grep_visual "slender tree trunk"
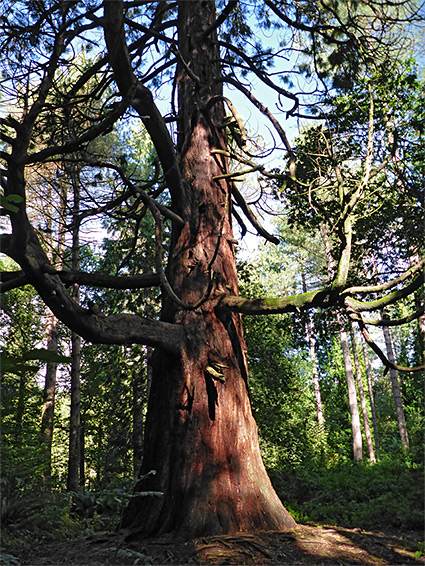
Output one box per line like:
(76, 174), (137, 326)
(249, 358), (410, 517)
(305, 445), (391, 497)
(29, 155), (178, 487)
(418, 304), (425, 365)
(96, 423), (103, 487)
(338, 314), (363, 461)
(382, 322), (409, 449)
(122, 0), (296, 538)
(41, 180), (66, 479)
(301, 271), (324, 425)
(67, 335), (81, 492)
(41, 308), (58, 477)
(349, 322), (376, 462)
(308, 315), (325, 426)
(16, 373), (27, 445)
(80, 411), (85, 489)
(67, 162), (82, 491)
(359, 329), (380, 456)
(132, 354), (145, 477)
(320, 224), (362, 460)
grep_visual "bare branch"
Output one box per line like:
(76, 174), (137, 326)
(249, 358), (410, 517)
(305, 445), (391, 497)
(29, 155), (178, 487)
(221, 77), (295, 167)
(220, 41), (299, 115)
(349, 306), (425, 327)
(343, 258), (425, 295)
(25, 98), (130, 164)
(231, 184), (279, 244)
(356, 316), (424, 373)
(203, 0), (237, 37)
(103, 0), (186, 209)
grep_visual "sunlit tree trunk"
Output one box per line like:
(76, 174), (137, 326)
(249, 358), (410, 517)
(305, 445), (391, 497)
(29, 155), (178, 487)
(382, 321), (409, 449)
(121, 0), (296, 537)
(338, 314), (363, 461)
(349, 322), (375, 462)
(320, 224), (362, 461)
(307, 314), (325, 426)
(41, 308), (58, 478)
(41, 179), (66, 480)
(359, 330), (380, 457)
(301, 271), (324, 425)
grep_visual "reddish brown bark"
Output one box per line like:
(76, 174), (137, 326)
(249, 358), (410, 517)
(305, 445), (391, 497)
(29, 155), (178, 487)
(122, 0), (295, 538)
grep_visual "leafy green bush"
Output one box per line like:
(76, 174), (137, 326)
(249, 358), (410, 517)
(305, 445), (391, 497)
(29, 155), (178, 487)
(272, 457), (424, 531)
(1, 492), (79, 549)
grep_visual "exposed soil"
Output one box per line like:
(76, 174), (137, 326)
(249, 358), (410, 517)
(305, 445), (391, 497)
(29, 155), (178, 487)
(6, 524), (424, 565)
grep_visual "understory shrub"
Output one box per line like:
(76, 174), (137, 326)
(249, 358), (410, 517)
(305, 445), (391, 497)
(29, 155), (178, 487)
(271, 457), (424, 531)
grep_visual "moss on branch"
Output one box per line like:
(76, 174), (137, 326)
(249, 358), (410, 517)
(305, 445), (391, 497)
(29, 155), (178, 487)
(216, 287), (338, 315)
(344, 275), (423, 313)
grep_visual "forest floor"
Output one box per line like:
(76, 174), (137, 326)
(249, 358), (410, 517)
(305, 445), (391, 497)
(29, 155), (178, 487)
(7, 524), (425, 566)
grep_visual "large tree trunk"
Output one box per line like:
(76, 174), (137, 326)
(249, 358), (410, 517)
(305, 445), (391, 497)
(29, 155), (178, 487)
(122, 0), (295, 538)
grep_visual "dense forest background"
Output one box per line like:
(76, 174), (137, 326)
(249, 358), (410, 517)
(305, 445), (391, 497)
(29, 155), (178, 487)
(1, 0), (424, 561)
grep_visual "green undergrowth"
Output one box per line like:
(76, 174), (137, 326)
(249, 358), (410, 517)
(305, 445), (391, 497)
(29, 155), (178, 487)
(0, 485), (128, 560)
(271, 456), (424, 531)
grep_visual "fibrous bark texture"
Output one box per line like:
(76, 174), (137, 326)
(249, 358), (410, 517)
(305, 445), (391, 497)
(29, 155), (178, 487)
(122, 0), (295, 538)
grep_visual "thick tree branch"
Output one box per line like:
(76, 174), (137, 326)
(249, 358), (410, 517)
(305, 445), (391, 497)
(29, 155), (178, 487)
(216, 287), (338, 315)
(4, 210), (183, 352)
(0, 268), (161, 291)
(0, 273), (29, 292)
(52, 270), (160, 289)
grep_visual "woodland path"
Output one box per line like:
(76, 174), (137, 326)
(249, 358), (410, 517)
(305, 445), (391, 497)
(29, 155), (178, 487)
(9, 524), (425, 565)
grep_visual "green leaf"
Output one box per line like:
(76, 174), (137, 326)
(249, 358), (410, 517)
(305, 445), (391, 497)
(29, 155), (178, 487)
(0, 194), (24, 213)
(0, 349), (71, 376)
(22, 348), (71, 364)
(0, 352), (38, 375)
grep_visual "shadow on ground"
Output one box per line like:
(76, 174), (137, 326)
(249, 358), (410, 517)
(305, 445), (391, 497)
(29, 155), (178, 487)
(9, 524), (425, 565)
